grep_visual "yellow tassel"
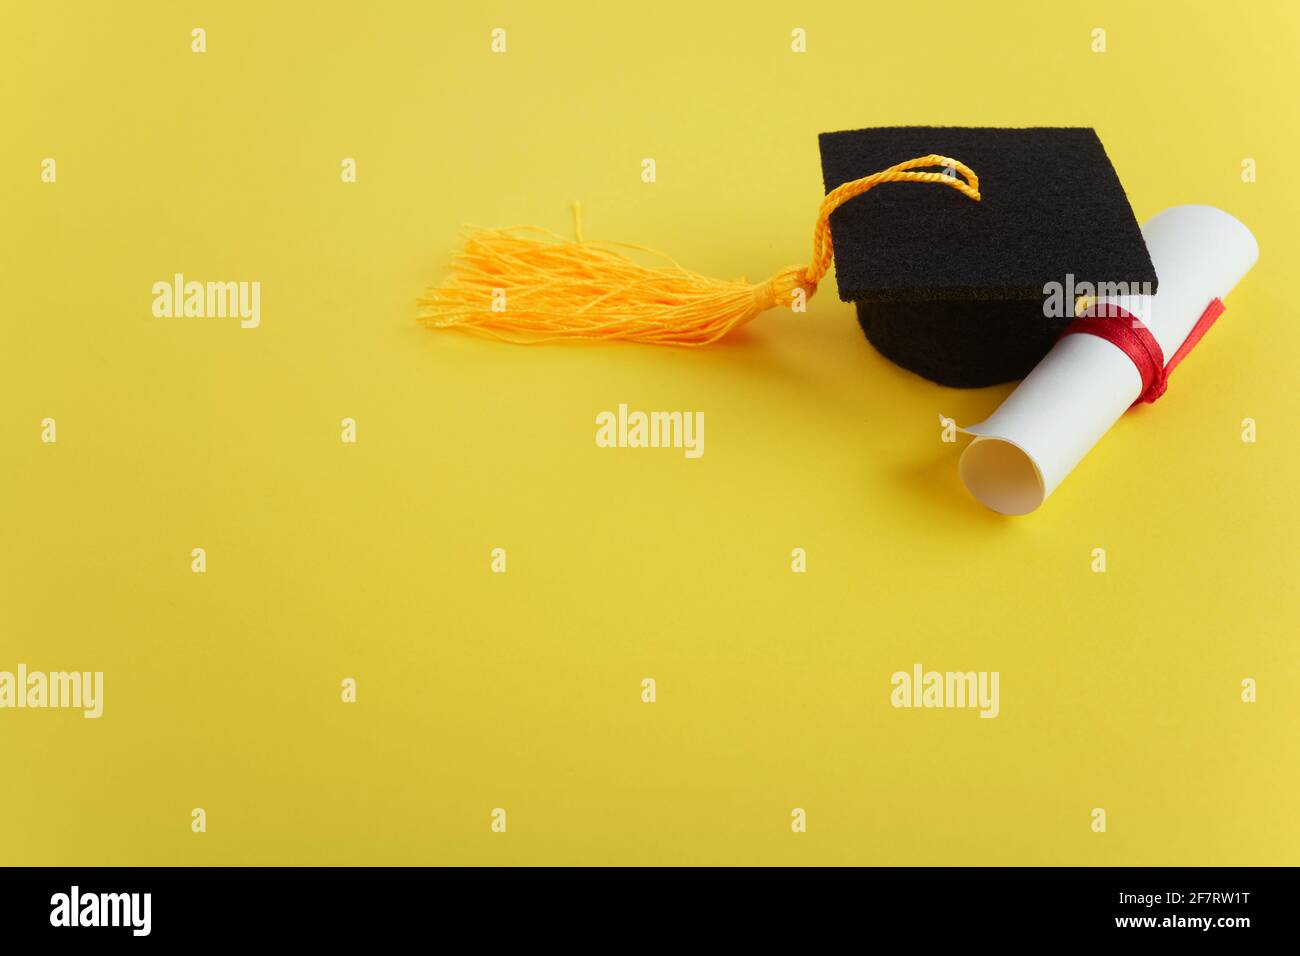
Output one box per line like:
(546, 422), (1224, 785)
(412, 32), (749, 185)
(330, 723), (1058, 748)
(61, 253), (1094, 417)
(419, 155), (980, 347)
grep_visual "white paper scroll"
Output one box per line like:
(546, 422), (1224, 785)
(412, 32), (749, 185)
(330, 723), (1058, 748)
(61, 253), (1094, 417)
(957, 204), (1259, 515)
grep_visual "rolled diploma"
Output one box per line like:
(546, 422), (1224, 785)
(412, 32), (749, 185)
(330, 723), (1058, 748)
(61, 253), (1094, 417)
(958, 204), (1259, 515)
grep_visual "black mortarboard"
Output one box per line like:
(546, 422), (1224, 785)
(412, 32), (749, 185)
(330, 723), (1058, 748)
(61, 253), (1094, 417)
(818, 127), (1157, 387)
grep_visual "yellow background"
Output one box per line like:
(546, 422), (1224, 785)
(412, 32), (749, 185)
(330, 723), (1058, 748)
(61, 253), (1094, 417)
(2, 0), (1296, 866)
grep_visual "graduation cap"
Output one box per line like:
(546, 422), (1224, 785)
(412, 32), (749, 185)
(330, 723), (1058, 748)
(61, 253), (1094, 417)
(419, 126), (1156, 390)
(819, 127), (1156, 386)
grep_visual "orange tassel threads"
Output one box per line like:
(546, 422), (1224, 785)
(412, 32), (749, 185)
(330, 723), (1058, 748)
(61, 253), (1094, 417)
(419, 155), (980, 346)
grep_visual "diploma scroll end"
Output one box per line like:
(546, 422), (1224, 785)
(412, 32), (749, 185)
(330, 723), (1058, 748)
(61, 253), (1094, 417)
(958, 435), (1046, 516)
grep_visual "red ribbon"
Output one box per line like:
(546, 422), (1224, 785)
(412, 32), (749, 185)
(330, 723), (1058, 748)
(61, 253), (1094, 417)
(1060, 298), (1226, 406)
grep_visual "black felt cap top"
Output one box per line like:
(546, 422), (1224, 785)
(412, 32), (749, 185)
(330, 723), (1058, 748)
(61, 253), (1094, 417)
(817, 127), (1157, 303)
